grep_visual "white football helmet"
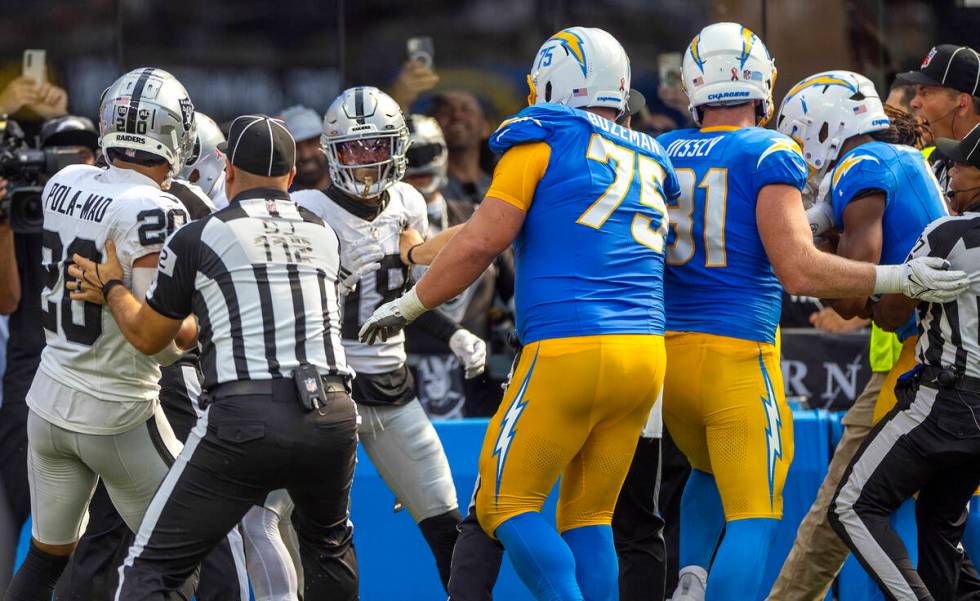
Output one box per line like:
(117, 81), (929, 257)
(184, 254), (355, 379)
(321, 86), (409, 199)
(179, 112), (226, 197)
(776, 71), (890, 173)
(405, 114), (448, 198)
(682, 23), (776, 126)
(528, 27), (630, 115)
(99, 67), (196, 180)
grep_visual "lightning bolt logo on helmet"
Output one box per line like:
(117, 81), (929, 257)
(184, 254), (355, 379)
(689, 34), (706, 73)
(784, 74), (858, 102)
(739, 27), (757, 69)
(547, 29), (589, 76)
(491, 349), (539, 502)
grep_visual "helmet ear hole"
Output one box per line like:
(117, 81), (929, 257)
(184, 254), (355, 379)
(545, 82), (552, 102)
(818, 122), (829, 143)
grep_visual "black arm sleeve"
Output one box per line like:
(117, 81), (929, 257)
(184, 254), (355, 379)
(145, 222), (202, 319)
(414, 310), (462, 344)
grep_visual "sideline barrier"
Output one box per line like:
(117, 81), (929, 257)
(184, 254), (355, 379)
(14, 411), (907, 599)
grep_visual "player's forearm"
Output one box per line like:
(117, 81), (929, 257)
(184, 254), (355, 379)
(174, 316), (198, 350)
(828, 296), (874, 320)
(415, 233), (498, 309)
(406, 224), (463, 266)
(0, 226), (21, 314)
(873, 294), (919, 332)
(780, 246), (878, 299)
(106, 287), (170, 355)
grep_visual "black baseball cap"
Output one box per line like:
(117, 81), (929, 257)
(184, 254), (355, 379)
(40, 115), (98, 152)
(626, 89), (647, 116)
(897, 44), (980, 96)
(218, 114), (296, 177)
(936, 124), (980, 169)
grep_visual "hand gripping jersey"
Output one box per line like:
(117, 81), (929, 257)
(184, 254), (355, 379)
(293, 183), (428, 374)
(657, 127), (809, 343)
(38, 164), (188, 401)
(830, 141), (948, 341)
(487, 104), (679, 344)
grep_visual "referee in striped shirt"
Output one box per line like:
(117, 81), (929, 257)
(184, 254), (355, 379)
(68, 114), (360, 601)
(829, 124), (980, 600)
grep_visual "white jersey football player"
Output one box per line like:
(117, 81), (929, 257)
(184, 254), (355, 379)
(2, 68), (197, 600)
(176, 111), (228, 212)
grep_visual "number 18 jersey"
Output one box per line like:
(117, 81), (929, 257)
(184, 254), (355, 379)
(656, 127), (808, 344)
(37, 164), (188, 403)
(293, 183), (428, 375)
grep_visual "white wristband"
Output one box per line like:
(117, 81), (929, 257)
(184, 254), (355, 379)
(397, 287), (429, 321)
(873, 264), (902, 295)
(806, 204), (835, 236)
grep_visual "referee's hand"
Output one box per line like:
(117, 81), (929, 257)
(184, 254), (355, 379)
(67, 239), (123, 305)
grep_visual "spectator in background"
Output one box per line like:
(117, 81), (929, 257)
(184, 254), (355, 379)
(279, 105), (330, 191)
(430, 91), (491, 205)
(0, 75), (67, 119)
(886, 80), (917, 113)
(38, 115), (98, 164)
(402, 114), (514, 419)
(390, 59), (440, 111)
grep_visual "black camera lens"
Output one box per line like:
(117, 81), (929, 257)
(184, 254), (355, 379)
(8, 187), (44, 234)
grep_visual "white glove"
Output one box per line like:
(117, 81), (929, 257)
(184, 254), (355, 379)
(806, 173), (835, 236)
(340, 240), (384, 294)
(874, 257), (971, 303)
(449, 329), (487, 379)
(358, 287), (428, 344)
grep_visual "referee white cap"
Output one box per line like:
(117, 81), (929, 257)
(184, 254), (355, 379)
(279, 105), (323, 143)
(218, 114), (296, 177)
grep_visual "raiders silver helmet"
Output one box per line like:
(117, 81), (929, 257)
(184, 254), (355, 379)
(321, 86), (409, 199)
(99, 67), (196, 180)
(179, 111), (226, 197)
(405, 114), (448, 198)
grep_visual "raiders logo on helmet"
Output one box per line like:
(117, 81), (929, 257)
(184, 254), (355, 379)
(178, 97), (194, 131)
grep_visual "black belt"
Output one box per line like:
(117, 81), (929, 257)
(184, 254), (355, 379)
(920, 365), (980, 394)
(206, 374), (351, 402)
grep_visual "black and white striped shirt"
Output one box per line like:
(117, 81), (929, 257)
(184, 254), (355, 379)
(146, 188), (348, 389)
(910, 210), (980, 378)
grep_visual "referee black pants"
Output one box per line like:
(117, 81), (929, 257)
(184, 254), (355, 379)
(115, 380), (359, 601)
(829, 375), (980, 601)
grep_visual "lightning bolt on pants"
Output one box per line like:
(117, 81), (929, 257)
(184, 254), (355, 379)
(474, 334), (666, 537)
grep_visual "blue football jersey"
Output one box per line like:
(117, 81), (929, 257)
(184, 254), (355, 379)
(488, 104), (680, 344)
(657, 127), (809, 344)
(830, 141), (948, 340)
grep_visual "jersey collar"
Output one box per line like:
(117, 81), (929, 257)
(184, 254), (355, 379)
(230, 187), (290, 203)
(104, 164), (162, 189)
(699, 125), (742, 132)
(326, 185), (389, 222)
